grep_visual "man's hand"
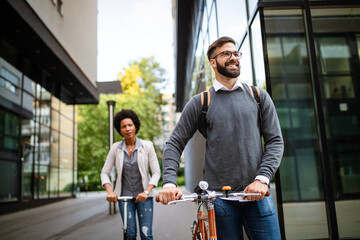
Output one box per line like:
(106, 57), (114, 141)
(157, 187), (183, 205)
(244, 180), (270, 201)
(106, 192), (118, 202)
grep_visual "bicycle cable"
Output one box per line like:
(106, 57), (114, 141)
(196, 200), (227, 221)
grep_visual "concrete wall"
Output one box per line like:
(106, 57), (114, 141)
(184, 131), (206, 192)
(26, 0), (97, 86)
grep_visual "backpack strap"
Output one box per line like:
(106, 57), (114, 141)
(248, 85), (262, 134)
(248, 85), (260, 104)
(200, 89), (211, 138)
(201, 89), (210, 111)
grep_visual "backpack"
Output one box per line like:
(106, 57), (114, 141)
(200, 84), (261, 138)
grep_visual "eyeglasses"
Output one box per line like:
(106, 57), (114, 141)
(212, 51), (242, 59)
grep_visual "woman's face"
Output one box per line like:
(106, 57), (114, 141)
(120, 118), (136, 139)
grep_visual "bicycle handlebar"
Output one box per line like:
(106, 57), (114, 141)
(156, 190), (267, 205)
(117, 196), (135, 201)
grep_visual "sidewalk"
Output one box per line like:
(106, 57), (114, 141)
(0, 189), (197, 240)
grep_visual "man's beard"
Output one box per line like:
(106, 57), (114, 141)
(216, 59), (240, 78)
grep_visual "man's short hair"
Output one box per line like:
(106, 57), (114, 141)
(207, 36), (236, 61)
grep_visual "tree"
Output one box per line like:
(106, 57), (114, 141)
(77, 57), (166, 191)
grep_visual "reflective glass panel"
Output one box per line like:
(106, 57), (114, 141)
(59, 168), (73, 197)
(60, 115), (74, 137)
(264, 8), (328, 239)
(22, 92), (34, 119)
(208, 7), (218, 45)
(192, 34), (205, 94)
(59, 134), (73, 197)
(248, 0), (257, 18)
(21, 118), (35, 199)
(38, 164), (49, 199)
(312, 7), (360, 238)
(239, 36), (253, 85)
(50, 167), (59, 197)
(217, 0), (247, 43)
(1, 110), (19, 151)
(51, 129), (59, 168)
(251, 12), (266, 88)
(0, 161), (18, 202)
(39, 87), (51, 127)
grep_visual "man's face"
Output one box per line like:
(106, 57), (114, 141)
(212, 42), (240, 78)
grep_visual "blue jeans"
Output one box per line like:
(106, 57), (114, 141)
(214, 194), (281, 240)
(118, 197), (153, 240)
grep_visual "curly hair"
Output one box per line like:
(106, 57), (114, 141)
(114, 109), (141, 136)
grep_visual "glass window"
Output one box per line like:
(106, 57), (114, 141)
(38, 164), (49, 199)
(60, 101), (74, 120)
(39, 88), (51, 127)
(247, 0), (257, 18)
(312, 7), (360, 238)
(0, 109), (19, 152)
(23, 76), (35, 96)
(217, 0), (247, 43)
(59, 134), (73, 197)
(206, 0), (214, 17)
(0, 161), (19, 202)
(22, 92), (34, 119)
(318, 37), (351, 74)
(201, 5), (209, 42)
(264, 8), (328, 239)
(192, 34), (205, 94)
(322, 76), (355, 99)
(59, 168), (73, 197)
(251, 12), (266, 89)
(0, 66), (19, 93)
(51, 129), (59, 167)
(239, 36), (253, 85)
(52, 109), (60, 132)
(51, 95), (60, 111)
(208, 7), (218, 45)
(60, 115), (74, 137)
(50, 167), (59, 198)
(21, 118), (34, 199)
(59, 134), (73, 169)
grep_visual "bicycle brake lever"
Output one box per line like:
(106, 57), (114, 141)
(168, 198), (194, 205)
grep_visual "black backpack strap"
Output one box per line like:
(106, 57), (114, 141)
(247, 84), (262, 134)
(251, 85), (260, 104)
(200, 89), (211, 138)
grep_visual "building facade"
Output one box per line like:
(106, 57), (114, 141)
(0, 0), (98, 214)
(173, 0), (360, 239)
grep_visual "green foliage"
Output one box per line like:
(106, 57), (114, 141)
(77, 57), (167, 191)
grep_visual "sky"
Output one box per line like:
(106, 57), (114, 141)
(97, 0), (174, 94)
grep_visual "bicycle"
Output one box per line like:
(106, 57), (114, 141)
(157, 181), (264, 240)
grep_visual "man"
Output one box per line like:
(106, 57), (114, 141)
(158, 36), (284, 239)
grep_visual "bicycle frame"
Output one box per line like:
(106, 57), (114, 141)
(192, 201), (217, 240)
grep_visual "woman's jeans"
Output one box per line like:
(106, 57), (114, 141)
(214, 194), (281, 240)
(118, 197), (153, 240)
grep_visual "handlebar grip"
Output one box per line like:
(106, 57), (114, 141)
(155, 195), (160, 202)
(265, 190), (270, 196)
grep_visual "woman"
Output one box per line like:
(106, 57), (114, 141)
(100, 109), (161, 240)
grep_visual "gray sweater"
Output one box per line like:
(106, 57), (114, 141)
(162, 85), (284, 191)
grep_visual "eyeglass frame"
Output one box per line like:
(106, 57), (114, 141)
(211, 51), (243, 60)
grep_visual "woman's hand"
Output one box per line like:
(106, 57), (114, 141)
(106, 192), (118, 202)
(135, 192), (148, 202)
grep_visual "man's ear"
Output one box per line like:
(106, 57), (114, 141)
(210, 58), (216, 69)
